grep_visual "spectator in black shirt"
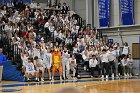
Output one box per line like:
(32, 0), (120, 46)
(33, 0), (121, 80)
(62, 2), (69, 14)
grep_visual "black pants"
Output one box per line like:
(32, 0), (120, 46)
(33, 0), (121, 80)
(118, 64), (123, 75)
(109, 61), (116, 76)
(90, 65), (101, 77)
(101, 62), (110, 76)
(84, 61), (89, 70)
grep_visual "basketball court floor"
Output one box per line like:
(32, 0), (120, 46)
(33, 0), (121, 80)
(0, 77), (140, 93)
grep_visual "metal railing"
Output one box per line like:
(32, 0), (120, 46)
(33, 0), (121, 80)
(0, 29), (22, 70)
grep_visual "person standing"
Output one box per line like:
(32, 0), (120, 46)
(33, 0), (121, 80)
(107, 46), (116, 78)
(100, 49), (109, 79)
(0, 48), (6, 81)
(52, 48), (62, 81)
(122, 42), (130, 58)
(62, 46), (69, 80)
(42, 48), (52, 80)
(70, 55), (77, 79)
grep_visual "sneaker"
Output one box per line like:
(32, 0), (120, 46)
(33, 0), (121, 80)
(60, 77), (63, 81)
(27, 78), (30, 82)
(73, 77), (77, 81)
(77, 75), (80, 78)
(101, 75), (104, 79)
(124, 73), (127, 77)
(84, 66), (86, 71)
(41, 78), (44, 82)
(127, 73), (129, 77)
(112, 74), (114, 78)
(130, 74), (132, 77)
(49, 77), (51, 80)
(35, 78), (39, 82)
(106, 75), (108, 79)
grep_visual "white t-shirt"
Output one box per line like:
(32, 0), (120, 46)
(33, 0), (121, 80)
(34, 59), (43, 68)
(100, 53), (109, 63)
(107, 50), (116, 61)
(122, 46), (129, 55)
(33, 48), (41, 58)
(121, 58), (128, 66)
(44, 22), (49, 28)
(30, 3), (37, 9)
(21, 55), (28, 66)
(49, 26), (55, 33)
(43, 52), (52, 65)
(82, 54), (89, 61)
(26, 62), (35, 72)
(89, 59), (98, 67)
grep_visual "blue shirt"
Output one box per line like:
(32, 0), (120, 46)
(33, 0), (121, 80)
(0, 53), (6, 65)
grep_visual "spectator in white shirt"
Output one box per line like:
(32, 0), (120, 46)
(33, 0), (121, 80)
(89, 55), (98, 77)
(122, 42), (130, 58)
(121, 55), (129, 76)
(34, 56), (45, 81)
(107, 46), (116, 77)
(30, 0), (37, 9)
(25, 58), (39, 82)
(100, 49), (109, 79)
(127, 54), (133, 77)
(70, 55), (77, 79)
(82, 49), (89, 71)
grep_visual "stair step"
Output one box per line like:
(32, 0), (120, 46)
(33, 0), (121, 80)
(79, 75), (91, 78)
(2, 60), (25, 82)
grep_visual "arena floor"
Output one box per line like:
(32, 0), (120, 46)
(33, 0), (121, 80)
(0, 77), (140, 93)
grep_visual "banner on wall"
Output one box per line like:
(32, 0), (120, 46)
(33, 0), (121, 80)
(3, 0), (32, 4)
(0, 0), (2, 5)
(120, 0), (134, 25)
(98, 0), (110, 27)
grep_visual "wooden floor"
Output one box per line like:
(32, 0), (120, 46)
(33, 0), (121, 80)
(0, 77), (140, 93)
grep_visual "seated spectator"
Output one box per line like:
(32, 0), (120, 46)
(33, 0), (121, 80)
(89, 55), (98, 77)
(34, 56), (45, 81)
(25, 58), (39, 82)
(121, 55), (129, 77)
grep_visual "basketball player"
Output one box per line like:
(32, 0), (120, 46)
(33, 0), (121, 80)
(25, 58), (39, 82)
(42, 48), (52, 80)
(34, 56), (45, 81)
(52, 48), (62, 81)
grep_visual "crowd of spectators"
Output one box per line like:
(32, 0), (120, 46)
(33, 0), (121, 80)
(0, 0), (134, 82)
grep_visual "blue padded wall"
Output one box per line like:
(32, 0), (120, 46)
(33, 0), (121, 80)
(2, 61), (25, 82)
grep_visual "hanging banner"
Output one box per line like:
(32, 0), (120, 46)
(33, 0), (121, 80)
(17, 0), (31, 3)
(120, 0), (134, 25)
(0, 0), (2, 5)
(98, 0), (110, 27)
